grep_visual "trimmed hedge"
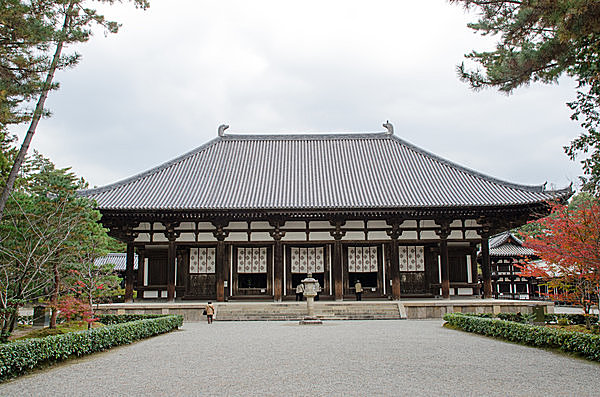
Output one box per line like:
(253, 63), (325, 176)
(444, 313), (600, 362)
(0, 315), (183, 381)
(96, 314), (166, 325)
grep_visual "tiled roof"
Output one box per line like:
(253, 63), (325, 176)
(81, 132), (570, 211)
(94, 253), (138, 272)
(489, 232), (535, 257)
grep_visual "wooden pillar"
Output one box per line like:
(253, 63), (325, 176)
(124, 242), (135, 303)
(436, 220), (451, 299)
(330, 220), (346, 301)
(386, 222), (402, 300)
(481, 232), (493, 299)
(270, 221), (286, 302)
(213, 221), (229, 302)
(137, 249), (145, 301)
(167, 239), (176, 301)
(163, 222), (180, 302)
(439, 238), (450, 299)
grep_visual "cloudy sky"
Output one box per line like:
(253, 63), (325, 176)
(10, 0), (584, 190)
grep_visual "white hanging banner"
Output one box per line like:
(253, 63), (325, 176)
(189, 247), (216, 274)
(348, 246), (378, 273)
(290, 246), (325, 273)
(399, 246), (425, 272)
(237, 247), (268, 273)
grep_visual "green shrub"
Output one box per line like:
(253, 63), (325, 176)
(545, 313), (598, 325)
(444, 313), (600, 362)
(0, 315), (183, 381)
(96, 314), (166, 325)
(557, 317), (570, 326)
(461, 313), (494, 318)
(496, 312), (527, 323)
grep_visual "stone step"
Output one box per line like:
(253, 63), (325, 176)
(213, 302), (403, 321)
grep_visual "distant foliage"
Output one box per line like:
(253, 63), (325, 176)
(450, 0), (600, 193)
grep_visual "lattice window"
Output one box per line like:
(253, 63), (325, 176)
(237, 247), (268, 273)
(348, 246), (378, 273)
(189, 247), (216, 274)
(290, 247), (325, 273)
(399, 246), (425, 272)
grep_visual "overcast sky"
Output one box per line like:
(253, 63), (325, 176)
(9, 0), (584, 191)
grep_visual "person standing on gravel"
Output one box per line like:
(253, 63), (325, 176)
(354, 280), (363, 301)
(205, 301), (215, 324)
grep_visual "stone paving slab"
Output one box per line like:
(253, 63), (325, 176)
(1, 320), (597, 396)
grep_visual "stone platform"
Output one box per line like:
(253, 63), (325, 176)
(96, 298), (553, 322)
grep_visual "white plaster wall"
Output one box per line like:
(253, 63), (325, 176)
(401, 220), (418, 228)
(400, 231), (418, 240)
(419, 231), (438, 240)
(197, 233), (217, 242)
(309, 232), (334, 241)
(449, 230), (463, 239)
(309, 221), (331, 229)
(178, 233), (196, 242)
(368, 231), (389, 240)
(420, 220), (437, 228)
(153, 223), (165, 230)
(465, 219), (480, 227)
(135, 233), (151, 243)
(134, 222), (151, 231)
(153, 233), (168, 242)
(250, 221), (271, 229)
(450, 220), (462, 227)
(344, 220), (364, 228)
(342, 231), (365, 241)
(251, 232), (271, 241)
(226, 232), (248, 242)
(197, 222), (214, 230)
(283, 221), (306, 229)
(282, 232), (307, 241)
(465, 230), (481, 239)
(367, 220), (388, 228)
(179, 222), (195, 230)
(228, 222), (247, 229)
(458, 288), (473, 295)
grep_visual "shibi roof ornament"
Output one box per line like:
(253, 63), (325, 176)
(383, 120), (394, 135)
(218, 124), (229, 137)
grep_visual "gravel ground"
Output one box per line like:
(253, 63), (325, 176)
(1, 320), (598, 397)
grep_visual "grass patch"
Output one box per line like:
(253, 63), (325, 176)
(12, 321), (105, 340)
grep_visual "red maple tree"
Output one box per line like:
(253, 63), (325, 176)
(519, 197), (600, 319)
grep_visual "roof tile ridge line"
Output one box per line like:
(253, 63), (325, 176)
(388, 135), (554, 194)
(220, 131), (390, 140)
(80, 137), (223, 196)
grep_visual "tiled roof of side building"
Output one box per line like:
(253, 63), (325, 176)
(94, 253), (138, 272)
(81, 130), (571, 211)
(488, 231), (535, 257)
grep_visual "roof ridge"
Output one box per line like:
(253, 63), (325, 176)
(80, 137), (223, 197)
(388, 135), (561, 194)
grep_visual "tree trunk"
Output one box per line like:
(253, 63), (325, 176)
(49, 263), (60, 328)
(0, 3), (75, 221)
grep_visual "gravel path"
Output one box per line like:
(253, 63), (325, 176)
(1, 320), (597, 396)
